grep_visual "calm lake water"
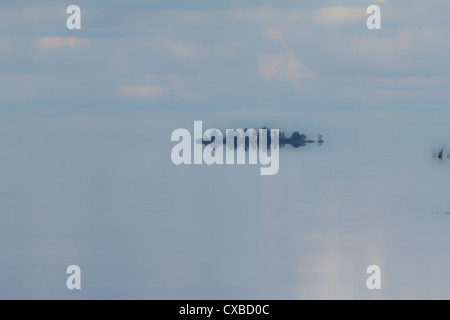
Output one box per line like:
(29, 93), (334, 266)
(1, 108), (450, 299)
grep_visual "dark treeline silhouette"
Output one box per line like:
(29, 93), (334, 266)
(201, 127), (324, 149)
(433, 145), (450, 160)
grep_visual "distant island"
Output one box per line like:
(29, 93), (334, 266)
(201, 127), (324, 149)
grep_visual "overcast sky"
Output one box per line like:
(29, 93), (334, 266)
(1, 0), (450, 113)
(2, 1), (450, 299)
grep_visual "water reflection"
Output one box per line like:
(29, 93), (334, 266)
(2, 111), (450, 299)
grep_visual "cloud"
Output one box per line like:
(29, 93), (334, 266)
(0, 37), (15, 55)
(315, 7), (365, 24)
(259, 53), (306, 81)
(167, 75), (208, 100)
(145, 74), (159, 80)
(259, 54), (283, 78)
(116, 85), (169, 99)
(0, 73), (47, 102)
(285, 53), (302, 80)
(374, 111), (396, 119)
(263, 26), (284, 43)
(1, 3), (449, 111)
(36, 37), (90, 50)
(163, 39), (196, 58)
(368, 76), (450, 90)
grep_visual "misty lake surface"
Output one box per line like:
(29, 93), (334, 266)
(1, 108), (450, 299)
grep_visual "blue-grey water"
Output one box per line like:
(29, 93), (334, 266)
(1, 108), (450, 299)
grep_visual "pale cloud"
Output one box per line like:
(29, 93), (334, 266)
(315, 7), (365, 24)
(163, 39), (196, 58)
(116, 85), (169, 99)
(116, 73), (206, 101)
(259, 53), (306, 81)
(0, 37), (15, 55)
(36, 37), (90, 50)
(285, 53), (302, 80)
(145, 74), (159, 80)
(263, 26), (284, 43)
(374, 111), (396, 119)
(167, 75), (208, 100)
(368, 76), (450, 90)
(259, 54), (283, 78)
(0, 73), (47, 101)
